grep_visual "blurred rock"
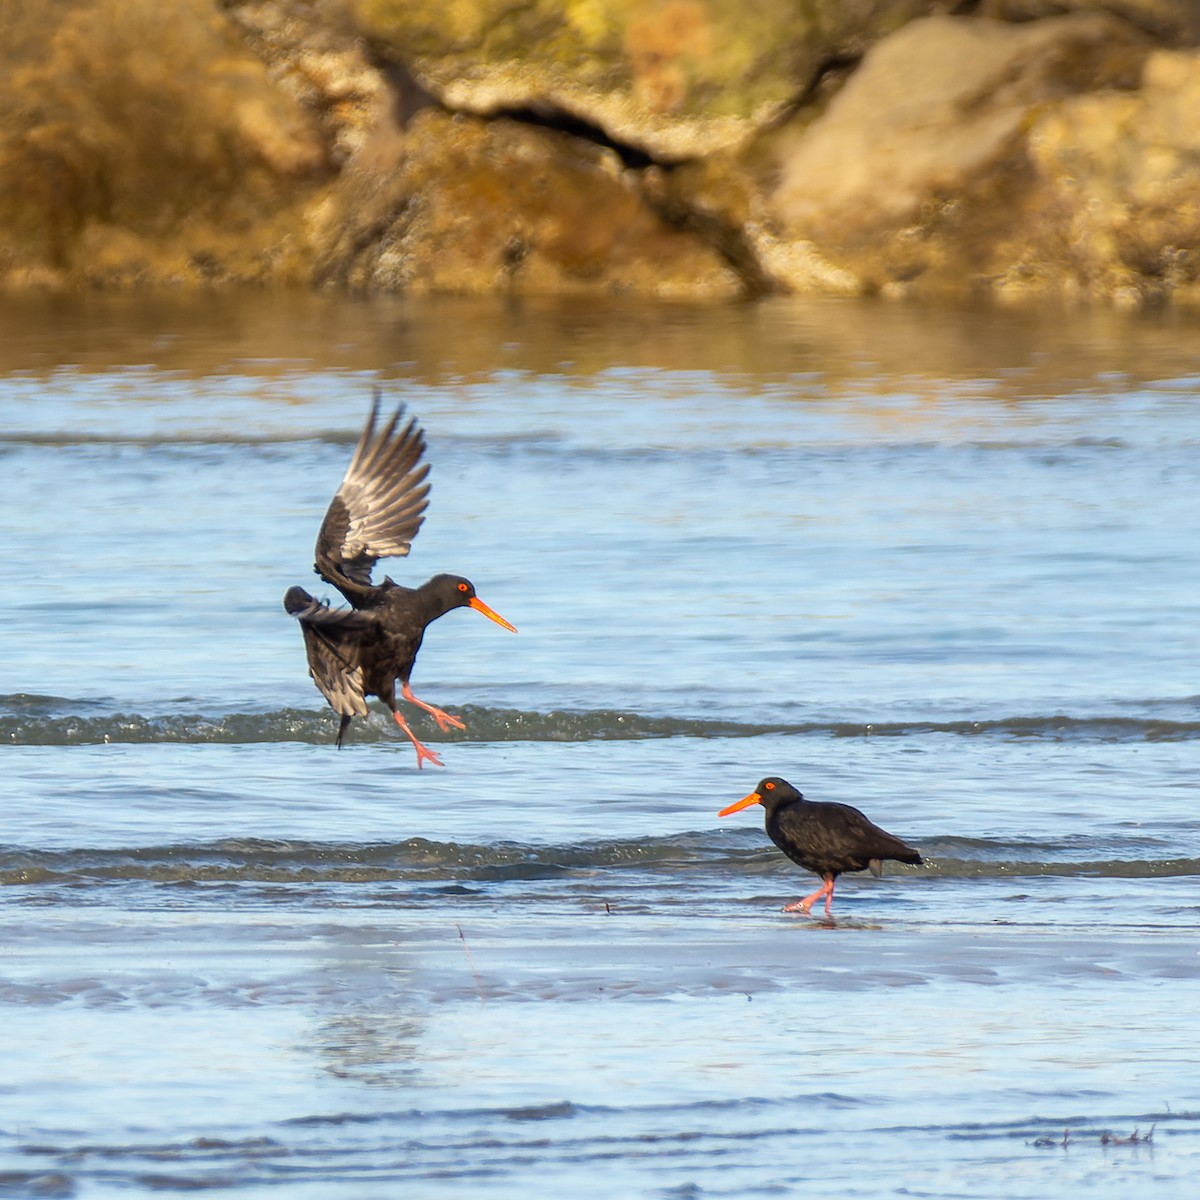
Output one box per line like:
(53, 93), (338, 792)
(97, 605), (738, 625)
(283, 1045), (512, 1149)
(3, 0), (1200, 305)
(1026, 47), (1200, 304)
(0, 0), (328, 287)
(764, 13), (1152, 299)
(224, 0), (390, 165)
(976, 0), (1200, 43)
(351, 0), (955, 160)
(310, 109), (742, 296)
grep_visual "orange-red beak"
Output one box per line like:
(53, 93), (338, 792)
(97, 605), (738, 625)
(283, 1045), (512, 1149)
(718, 790), (762, 818)
(469, 595), (517, 633)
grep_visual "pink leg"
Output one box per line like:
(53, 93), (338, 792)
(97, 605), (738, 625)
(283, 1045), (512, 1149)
(392, 710), (444, 769)
(402, 682), (466, 732)
(783, 877), (835, 915)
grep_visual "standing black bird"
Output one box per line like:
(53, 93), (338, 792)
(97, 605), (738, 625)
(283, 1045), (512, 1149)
(284, 395), (516, 767)
(719, 776), (922, 917)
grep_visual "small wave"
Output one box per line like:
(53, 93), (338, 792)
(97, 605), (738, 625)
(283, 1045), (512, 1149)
(0, 707), (344, 746)
(918, 856), (1200, 880)
(0, 833), (723, 888)
(2, 833), (1195, 889)
(3, 698), (1200, 746)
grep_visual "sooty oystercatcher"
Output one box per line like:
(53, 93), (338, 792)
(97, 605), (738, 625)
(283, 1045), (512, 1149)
(284, 394), (516, 767)
(719, 776), (922, 917)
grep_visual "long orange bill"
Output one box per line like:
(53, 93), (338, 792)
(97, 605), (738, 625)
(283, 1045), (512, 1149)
(469, 596), (517, 633)
(718, 791), (762, 818)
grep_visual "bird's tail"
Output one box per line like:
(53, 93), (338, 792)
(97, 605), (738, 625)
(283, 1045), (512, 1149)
(869, 848), (923, 877)
(283, 586), (315, 616)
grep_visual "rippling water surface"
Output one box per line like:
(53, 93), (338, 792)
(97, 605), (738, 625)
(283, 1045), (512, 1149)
(2, 292), (1199, 1197)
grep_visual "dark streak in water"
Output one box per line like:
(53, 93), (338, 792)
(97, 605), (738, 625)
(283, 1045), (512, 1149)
(7, 1103), (1197, 1197)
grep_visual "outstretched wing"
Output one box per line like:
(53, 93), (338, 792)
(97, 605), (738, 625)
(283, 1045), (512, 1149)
(284, 587), (371, 718)
(314, 392), (431, 597)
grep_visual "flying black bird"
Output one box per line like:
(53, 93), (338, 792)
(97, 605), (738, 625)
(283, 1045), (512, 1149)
(284, 395), (516, 766)
(719, 776), (922, 917)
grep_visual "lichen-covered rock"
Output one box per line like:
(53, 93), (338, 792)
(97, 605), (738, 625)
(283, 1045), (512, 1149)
(978, 0), (1200, 44)
(1024, 48), (1200, 304)
(223, 0), (390, 166)
(0, 0), (328, 287)
(764, 13), (1151, 298)
(311, 109), (742, 295)
(3, 0), (1200, 305)
(351, 0), (957, 160)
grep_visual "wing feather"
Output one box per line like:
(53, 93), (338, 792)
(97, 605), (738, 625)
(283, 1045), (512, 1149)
(284, 587), (371, 718)
(314, 392), (431, 594)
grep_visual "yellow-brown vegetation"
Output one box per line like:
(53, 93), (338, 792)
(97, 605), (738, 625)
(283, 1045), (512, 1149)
(0, 0), (327, 284)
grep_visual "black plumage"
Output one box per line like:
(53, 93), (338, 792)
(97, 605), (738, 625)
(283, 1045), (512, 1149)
(719, 776), (922, 916)
(284, 394), (515, 767)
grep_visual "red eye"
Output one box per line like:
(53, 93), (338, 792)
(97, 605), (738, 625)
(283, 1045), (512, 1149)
(764, 781), (775, 790)
(458, 582), (469, 593)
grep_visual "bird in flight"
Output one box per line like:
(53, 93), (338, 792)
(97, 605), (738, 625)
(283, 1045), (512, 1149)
(284, 394), (516, 766)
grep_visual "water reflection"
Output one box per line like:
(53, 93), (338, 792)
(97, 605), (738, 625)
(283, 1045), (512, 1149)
(312, 1006), (426, 1088)
(308, 945), (427, 1089)
(2, 291), (1199, 398)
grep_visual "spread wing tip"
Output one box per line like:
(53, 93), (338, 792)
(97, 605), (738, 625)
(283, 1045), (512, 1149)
(314, 396), (434, 588)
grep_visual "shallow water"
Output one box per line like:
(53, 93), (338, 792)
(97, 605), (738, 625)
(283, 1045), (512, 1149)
(2, 291), (1199, 1197)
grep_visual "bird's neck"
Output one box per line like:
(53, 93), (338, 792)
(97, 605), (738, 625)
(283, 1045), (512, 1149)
(394, 576), (460, 623)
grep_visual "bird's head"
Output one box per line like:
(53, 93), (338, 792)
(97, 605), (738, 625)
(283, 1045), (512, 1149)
(427, 574), (517, 632)
(718, 776), (803, 818)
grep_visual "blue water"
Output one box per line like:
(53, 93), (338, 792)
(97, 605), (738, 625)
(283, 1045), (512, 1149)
(2, 292), (1199, 1197)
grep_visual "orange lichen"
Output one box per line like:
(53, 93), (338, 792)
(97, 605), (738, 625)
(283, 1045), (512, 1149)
(626, 1), (713, 113)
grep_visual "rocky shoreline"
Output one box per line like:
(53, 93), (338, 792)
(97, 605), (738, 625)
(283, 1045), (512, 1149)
(3, 0), (1200, 306)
